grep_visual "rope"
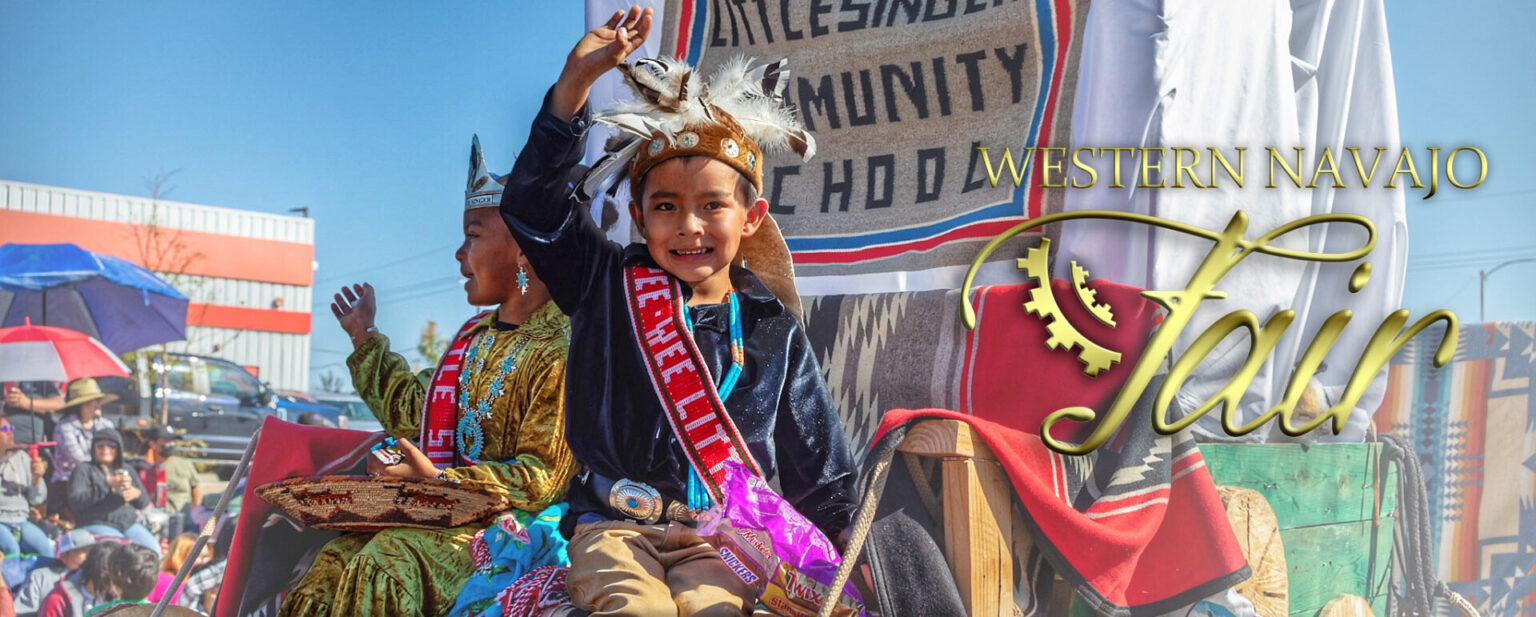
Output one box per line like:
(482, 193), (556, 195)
(816, 446), (895, 617)
(1379, 433), (1481, 617)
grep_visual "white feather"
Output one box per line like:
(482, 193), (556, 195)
(596, 56), (816, 162)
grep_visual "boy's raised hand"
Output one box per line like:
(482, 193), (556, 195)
(552, 6), (653, 121)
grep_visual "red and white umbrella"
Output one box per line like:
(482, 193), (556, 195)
(0, 318), (130, 383)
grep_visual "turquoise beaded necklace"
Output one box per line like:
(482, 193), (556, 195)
(679, 290), (745, 511)
(455, 329), (532, 462)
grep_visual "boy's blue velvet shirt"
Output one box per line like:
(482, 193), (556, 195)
(499, 89), (857, 540)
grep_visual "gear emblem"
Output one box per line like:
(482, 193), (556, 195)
(1017, 238), (1122, 376)
(1071, 263), (1116, 327)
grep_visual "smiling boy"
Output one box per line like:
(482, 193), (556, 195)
(499, 7), (856, 616)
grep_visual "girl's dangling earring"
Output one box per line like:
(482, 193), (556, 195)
(517, 264), (530, 295)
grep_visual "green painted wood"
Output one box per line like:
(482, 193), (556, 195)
(1280, 519), (1395, 615)
(1287, 594), (1391, 617)
(1071, 593), (1097, 617)
(1066, 444), (1399, 617)
(1202, 444), (1397, 528)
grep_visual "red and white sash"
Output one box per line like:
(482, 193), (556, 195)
(624, 264), (762, 503)
(419, 311), (491, 468)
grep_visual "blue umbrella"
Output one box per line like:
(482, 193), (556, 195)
(0, 243), (188, 353)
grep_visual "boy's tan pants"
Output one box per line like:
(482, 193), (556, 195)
(565, 519), (755, 617)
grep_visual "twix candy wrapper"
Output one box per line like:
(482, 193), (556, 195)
(697, 462), (870, 617)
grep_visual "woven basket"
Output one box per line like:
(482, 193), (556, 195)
(256, 475), (510, 532)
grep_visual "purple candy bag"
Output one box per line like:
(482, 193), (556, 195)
(696, 462), (868, 617)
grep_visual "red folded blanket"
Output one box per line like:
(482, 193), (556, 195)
(879, 279), (1246, 614)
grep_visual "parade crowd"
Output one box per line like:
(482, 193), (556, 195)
(10, 6), (861, 616)
(277, 7), (857, 616)
(0, 379), (228, 616)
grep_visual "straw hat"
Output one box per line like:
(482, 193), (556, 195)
(61, 377), (117, 411)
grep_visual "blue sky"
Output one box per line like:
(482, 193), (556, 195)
(3, 2), (1533, 385)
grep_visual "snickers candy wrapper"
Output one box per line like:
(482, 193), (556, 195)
(696, 462), (869, 617)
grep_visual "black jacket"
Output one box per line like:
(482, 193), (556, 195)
(67, 427), (148, 531)
(500, 89), (858, 540)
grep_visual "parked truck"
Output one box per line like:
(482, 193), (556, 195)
(98, 352), (344, 477)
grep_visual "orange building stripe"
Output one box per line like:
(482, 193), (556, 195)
(0, 210), (314, 286)
(187, 303), (311, 335)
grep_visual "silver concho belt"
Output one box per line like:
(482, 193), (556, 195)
(595, 476), (695, 524)
(608, 478), (664, 524)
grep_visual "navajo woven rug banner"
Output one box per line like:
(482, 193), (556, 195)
(588, 0), (1087, 279)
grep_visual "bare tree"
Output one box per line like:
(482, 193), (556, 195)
(317, 370), (350, 394)
(128, 170), (216, 424)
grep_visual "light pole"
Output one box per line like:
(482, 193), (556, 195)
(1479, 257), (1536, 322)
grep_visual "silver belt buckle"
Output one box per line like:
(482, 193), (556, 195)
(609, 478), (664, 524)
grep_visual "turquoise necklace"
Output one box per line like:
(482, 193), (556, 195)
(456, 329), (532, 462)
(679, 290), (744, 511)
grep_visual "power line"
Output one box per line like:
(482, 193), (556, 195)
(312, 276), (461, 306)
(1412, 188), (1536, 205)
(313, 243), (458, 285)
(1410, 252), (1536, 272)
(1412, 245), (1536, 262)
(392, 281), (468, 303)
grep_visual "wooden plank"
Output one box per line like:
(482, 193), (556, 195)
(1279, 519), (1395, 615)
(941, 456), (1014, 616)
(897, 419), (996, 460)
(1202, 444), (1395, 527)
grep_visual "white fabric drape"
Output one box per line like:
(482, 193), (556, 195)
(1056, 0), (1406, 442)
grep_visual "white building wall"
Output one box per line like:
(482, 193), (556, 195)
(173, 275), (312, 312)
(3, 180), (314, 391)
(1, 180), (314, 243)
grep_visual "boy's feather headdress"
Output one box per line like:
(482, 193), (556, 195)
(581, 56), (815, 322)
(582, 56), (816, 202)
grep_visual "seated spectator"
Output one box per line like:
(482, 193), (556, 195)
(294, 412), (331, 428)
(137, 426), (199, 540)
(13, 530), (97, 616)
(173, 558), (223, 615)
(4, 382), (65, 438)
(0, 416), (52, 556)
(1, 566), (12, 617)
(66, 429), (157, 554)
(146, 534), (209, 605)
(79, 543), (159, 614)
(50, 380), (116, 484)
(38, 542), (123, 617)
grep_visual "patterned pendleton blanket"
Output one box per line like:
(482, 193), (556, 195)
(1375, 321), (1536, 617)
